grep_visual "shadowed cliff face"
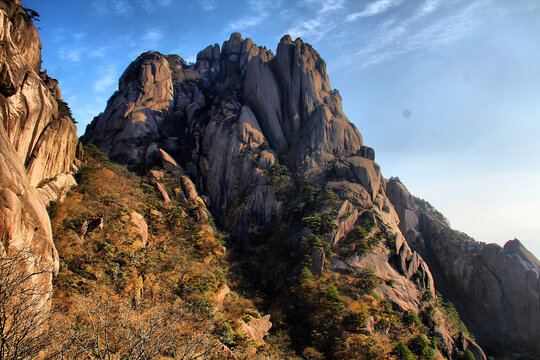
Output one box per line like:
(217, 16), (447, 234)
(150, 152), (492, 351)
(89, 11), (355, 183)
(0, 0), (79, 294)
(82, 33), (489, 359)
(82, 33), (370, 235)
(387, 178), (540, 359)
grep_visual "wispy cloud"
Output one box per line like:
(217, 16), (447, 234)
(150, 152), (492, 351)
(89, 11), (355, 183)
(58, 47), (82, 62)
(91, 0), (134, 16)
(197, 0), (216, 11)
(88, 46), (108, 58)
(142, 28), (164, 43)
(224, 0), (282, 33)
(346, 0), (402, 21)
(94, 64), (117, 93)
(286, 0), (344, 41)
(349, 0), (485, 68)
(303, 0), (345, 14)
(139, 0), (171, 13)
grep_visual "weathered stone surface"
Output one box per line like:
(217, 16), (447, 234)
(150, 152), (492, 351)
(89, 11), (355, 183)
(37, 172), (76, 206)
(357, 145), (375, 161)
(26, 116), (78, 187)
(239, 315), (272, 343)
(215, 284), (230, 305)
(337, 156), (381, 200)
(81, 52), (174, 164)
(154, 180), (171, 205)
(130, 211), (148, 247)
(346, 245), (421, 312)
(332, 200), (359, 245)
(309, 247), (326, 276)
(244, 55), (287, 151)
(0, 6), (78, 187)
(0, 1), (79, 304)
(0, 120), (57, 290)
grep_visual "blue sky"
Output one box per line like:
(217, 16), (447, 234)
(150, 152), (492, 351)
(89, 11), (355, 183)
(25, 0), (540, 258)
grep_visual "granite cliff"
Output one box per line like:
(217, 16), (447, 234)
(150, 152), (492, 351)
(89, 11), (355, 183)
(82, 33), (497, 359)
(0, 0), (79, 295)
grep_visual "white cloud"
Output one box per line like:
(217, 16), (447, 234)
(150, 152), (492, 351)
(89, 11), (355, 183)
(349, 0), (485, 69)
(223, 0), (282, 33)
(58, 47), (82, 62)
(89, 47), (108, 58)
(92, 0), (133, 15)
(346, 0), (402, 21)
(286, 0), (345, 42)
(94, 64), (117, 93)
(288, 19), (325, 40)
(303, 0), (345, 14)
(139, 0), (172, 13)
(142, 28), (164, 43)
(197, 0), (216, 11)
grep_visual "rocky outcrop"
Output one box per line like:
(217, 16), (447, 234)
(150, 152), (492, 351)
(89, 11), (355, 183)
(82, 52), (174, 165)
(0, 0), (79, 299)
(37, 172), (77, 206)
(387, 178), (540, 358)
(239, 315), (272, 344)
(0, 118), (58, 279)
(0, 4), (78, 187)
(129, 211), (148, 247)
(82, 33), (375, 237)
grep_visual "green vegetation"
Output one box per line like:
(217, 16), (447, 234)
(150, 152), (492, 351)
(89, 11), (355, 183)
(391, 341), (416, 360)
(413, 196), (449, 226)
(337, 215), (382, 257)
(45, 145), (296, 358)
(436, 293), (474, 339)
(408, 334), (435, 360)
(23, 7), (40, 22)
(34, 146), (468, 359)
(57, 98), (76, 123)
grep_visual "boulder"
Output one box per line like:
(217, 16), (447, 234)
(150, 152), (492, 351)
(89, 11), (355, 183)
(239, 315), (272, 343)
(130, 211), (148, 247)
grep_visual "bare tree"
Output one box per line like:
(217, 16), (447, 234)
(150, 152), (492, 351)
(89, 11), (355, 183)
(0, 250), (55, 360)
(54, 295), (221, 359)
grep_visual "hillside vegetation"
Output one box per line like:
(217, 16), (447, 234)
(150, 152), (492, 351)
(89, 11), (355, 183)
(29, 146), (474, 359)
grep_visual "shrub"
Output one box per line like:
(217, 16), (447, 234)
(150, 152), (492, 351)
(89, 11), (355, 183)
(391, 341), (415, 360)
(413, 196), (449, 225)
(353, 268), (381, 294)
(403, 309), (421, 328)
(408, 334), (435, 360)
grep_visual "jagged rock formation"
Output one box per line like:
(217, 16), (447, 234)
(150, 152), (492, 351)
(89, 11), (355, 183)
(83, 33), (487, 359)
(0, 0), (79, 294)
(387, 179), (540, 359)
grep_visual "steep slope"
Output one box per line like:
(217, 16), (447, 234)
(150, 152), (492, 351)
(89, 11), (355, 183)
(83, 33), (486, 359)
(46, 146), (299, 359)
(387, 178), (540, 359)
(0, 0), (79, 295)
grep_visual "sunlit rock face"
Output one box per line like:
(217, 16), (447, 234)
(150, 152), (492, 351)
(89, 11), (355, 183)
(387, 178), (540, 359)
(0, 0), (79, 295)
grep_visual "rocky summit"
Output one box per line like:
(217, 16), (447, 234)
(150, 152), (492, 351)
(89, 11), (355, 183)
(1, 1), (539, 359)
